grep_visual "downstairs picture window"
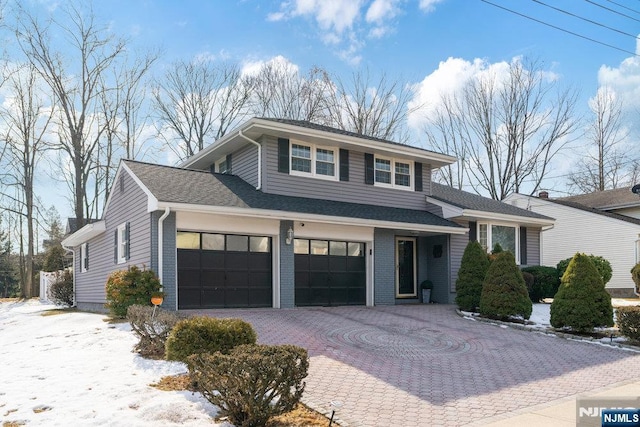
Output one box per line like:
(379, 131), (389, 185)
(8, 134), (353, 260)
(478, 223), (518, 261)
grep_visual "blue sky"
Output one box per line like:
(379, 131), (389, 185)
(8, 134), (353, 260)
(7, 0), (640, 224)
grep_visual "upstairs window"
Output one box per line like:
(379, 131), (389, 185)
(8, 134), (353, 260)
(115, 222), (130, 264)
(81, 243), (89, 272)
(290, 142), (337, 180)
(217, 159), (228, 174)
(374, 156), (413, 190)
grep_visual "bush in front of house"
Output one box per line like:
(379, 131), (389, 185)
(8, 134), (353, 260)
(165, 316), (257, 363)
(479, 251), (532, 320)
(550, 253), (613, 332)
(105, 265), (161, 318)
(616, 306), (640, 341)
(521, 266), (560, 302)
(187, 344), (309, 427)
(631, 263), (640, 296)
(557, 254), (612, 286)
(48, 270), (74, 306)
(127, 304), (181, 359)
(455, 240), (490, 311)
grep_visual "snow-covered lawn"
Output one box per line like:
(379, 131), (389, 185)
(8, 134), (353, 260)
(0, 300), (225, 427)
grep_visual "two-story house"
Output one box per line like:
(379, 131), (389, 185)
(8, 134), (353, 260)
(62, 118), (553, 311)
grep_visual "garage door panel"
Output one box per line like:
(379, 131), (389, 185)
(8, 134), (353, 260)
(201, 270), (224, 287)
(178, 250), (200, 268)
(295, 271), (309, 288)
(309, 288), (329, 306)
(226, 271), (249, 287)
(178, 269), (200, 286)
(295, 255), (310, 270)
(331, 272), (350, 289)
(249, 253), (271, 270)
(249, 289), (272, 307)
(310, 272), (330, 288)
(330, 288), (348, 305)
(226, 288), (250, 307)
(201, 251), (224, 269)
(249, 271), (272, 288)
(178, 288), (201, 308)
(348, 288), (366, 305)
(328, 256), (347, 272)
(310, 256), (329, 271)
(347, 256), (365, 271)
(201, 289), (225, 308)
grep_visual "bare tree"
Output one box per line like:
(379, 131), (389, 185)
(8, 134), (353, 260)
(153, 60), (252, 161)
(568, 87), (629, 193)
(0, 62), (52, 297)
(328, 69), (419, 142)
(424, 58), (579, 200)
(248, 62), (333, 123)
(13, 3), (127, 228)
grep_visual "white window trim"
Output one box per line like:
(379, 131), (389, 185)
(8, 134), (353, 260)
(374, 155), (414, 191)
(477, 221), (520, 264)
(80, 243), (88, 273)
(289, 141), (339, 181)
(117, 223), (127, 264)
(216, 158), (228, 174)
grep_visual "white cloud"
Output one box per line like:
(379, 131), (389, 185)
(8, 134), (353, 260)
(240, 55), (300, 77)
(365, 0), (400, 24)
(419, 0), (444, 13)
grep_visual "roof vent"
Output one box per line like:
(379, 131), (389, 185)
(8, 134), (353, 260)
(538, 191), (549, 199)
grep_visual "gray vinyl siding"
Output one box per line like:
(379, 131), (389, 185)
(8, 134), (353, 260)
(373, 228), (396, 305)
(280, 220), (295, 308)
(449, 220), (469, 293)
(424, 202), (443, 217)
(74, 170), (152, 307)
(526, 227), (541, 267)
(231, 143), (259, 188)
(425, 235), (451, 303)
(151, 210), (177, 310)
(261, 135), (432, 210)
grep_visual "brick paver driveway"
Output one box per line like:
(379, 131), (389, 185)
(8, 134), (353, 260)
(190, 305), (640, 426)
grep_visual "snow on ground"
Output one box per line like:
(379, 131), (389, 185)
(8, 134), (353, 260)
(0, 300), (226, 427)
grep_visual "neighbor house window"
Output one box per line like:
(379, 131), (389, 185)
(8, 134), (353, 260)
(290, 142), (337, 180)
(216, 158), (228, 174)
(116, 223), (129, 264)
(374, 156), (413, 189)
(477, 222), (518, 261)
(81, 243), (88, 272)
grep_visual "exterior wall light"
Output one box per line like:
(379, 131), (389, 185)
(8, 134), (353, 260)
(285, 226), (294, 245)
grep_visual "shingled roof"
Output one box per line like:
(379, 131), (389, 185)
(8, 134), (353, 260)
(123, 160), (463, 229)
(544, 198), (640, 226)
(558, 186), (640, 210)
(430, 183), (552, 220)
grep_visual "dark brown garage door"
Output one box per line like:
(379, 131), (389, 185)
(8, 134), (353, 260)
(177, 232), (272, 309)
(294, 239), (366, 306)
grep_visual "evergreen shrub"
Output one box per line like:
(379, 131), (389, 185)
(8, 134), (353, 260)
(187, 344), (308, 427)
(479, 251), (532, 320)
(521, 266), (560, 302)
(165, 316), (256, 363)
(48, 270), (74, 306)
(557, 254), (612, 285)
(455, 241), (490, 311)
(550, 253), (613, 331)
(617, 306), (640, 341)
(105, 265), (161, 318)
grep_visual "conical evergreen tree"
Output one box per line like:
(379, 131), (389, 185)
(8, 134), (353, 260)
(455, 240), (490, 311)
(550, 253), (613, 331)
(479, 251), (532, 320)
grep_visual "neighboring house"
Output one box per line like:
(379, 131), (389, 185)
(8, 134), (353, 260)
(62, 118), (552, 312)
(505, 191), (640, 297)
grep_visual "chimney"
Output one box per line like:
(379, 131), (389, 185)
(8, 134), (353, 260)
(538, 191), (549, 199)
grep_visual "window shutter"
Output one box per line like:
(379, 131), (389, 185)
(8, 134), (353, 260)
(226, 154), (232, 174)
(339, 149), (349, 182)
(85, 243), (89, 270)
(415, 162), (423, 192)
(364, 153), (374, 185)
(469, 221), (477, 242)
(209, 164), (216, 174)
(520, 227), (528, 265)
(125, 222), (131, 260)
(113, 229), (118, 263)
(278, 138), (289, 173)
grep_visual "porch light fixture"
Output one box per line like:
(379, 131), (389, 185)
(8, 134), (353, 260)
(285, 226), (294, 245)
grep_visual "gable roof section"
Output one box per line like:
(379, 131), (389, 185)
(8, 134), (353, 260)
(124, 160), (464, 232)
(545, 198), (640, 226)
(428, 183), (553, 224)
(558, 187), (640, 210)
(181, 117), (457, 170)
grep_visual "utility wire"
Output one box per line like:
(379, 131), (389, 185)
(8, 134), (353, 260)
(480, 0), (640, 57)
(604, 0), (640, 16)
(584, 0), (640, 23)
(532, 0), (639, 40)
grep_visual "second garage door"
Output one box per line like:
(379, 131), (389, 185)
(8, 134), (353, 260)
(294, 238), (366, 306)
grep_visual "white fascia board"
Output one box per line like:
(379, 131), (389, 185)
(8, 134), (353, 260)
(460, 209), (555, 226)
(156, 201), (468, 235)
(61, 220), (106, 247)
(425, 197), (464, 218)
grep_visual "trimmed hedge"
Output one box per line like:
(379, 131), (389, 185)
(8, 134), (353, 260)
(105, 265), (161, 318)
(165, 316), (257, 363)
(631, 263), (640, 296)
(617, 306), (640, 341)
(557, 254), (612, 285)
(127, 304), (181, 359)
(479, 251), (532, 320)
(455, 241), (490, 312)
(48, 270), (74, 306)
(187, 344), (309, 427)
(521, 266), (560, 302)
(550, 253), (613, 332)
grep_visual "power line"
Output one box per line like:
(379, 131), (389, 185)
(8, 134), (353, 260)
(532, 0), (639, 40)
(480, 0), (640, 57)
(584, 0), (640, 23)
(604, 0), (640, 16)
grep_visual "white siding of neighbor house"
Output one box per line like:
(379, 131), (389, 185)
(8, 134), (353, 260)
(74, 170), (152, 306)
(260, 135), (434, 210)
(610, 206), (640, 220)
(509, 194), (640, 291)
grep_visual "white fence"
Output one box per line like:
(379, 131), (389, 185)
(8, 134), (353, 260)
(39, 270), (70, 303)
